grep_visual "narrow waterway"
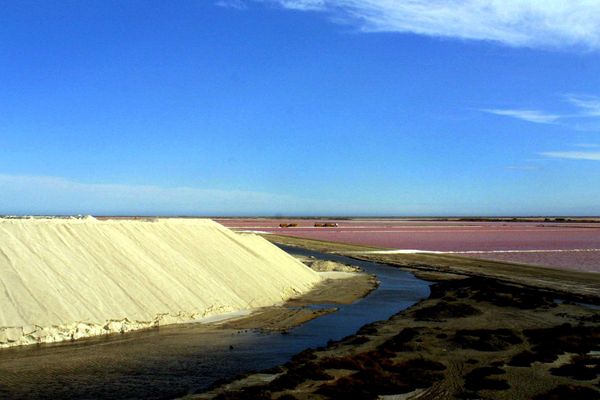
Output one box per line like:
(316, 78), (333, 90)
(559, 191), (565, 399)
(0, 245), (430, 400)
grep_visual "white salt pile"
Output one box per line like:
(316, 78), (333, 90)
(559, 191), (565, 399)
(0, 218), (321, 348)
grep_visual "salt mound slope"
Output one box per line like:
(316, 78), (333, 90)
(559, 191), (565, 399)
(0, 218), (321, 347)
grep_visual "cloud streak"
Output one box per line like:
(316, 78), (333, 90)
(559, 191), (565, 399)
(566, 94), (600, 117)
(483, 95), (600, 126)
(215, 0), (247, 9)
(256, 0), (600, 50)
(540, 151), (600, 161)
(482, 109), (560, 124)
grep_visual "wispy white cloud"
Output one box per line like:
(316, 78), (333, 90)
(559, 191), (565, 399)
(254, 0), (600, 50)
(273, 0), (324, 10)
(483, 94), (600, 126)
(540, 151), (600, 161)
(565, 94), (600, 117)
(481, 108), (561, 124)
(216, 0), (247, 9)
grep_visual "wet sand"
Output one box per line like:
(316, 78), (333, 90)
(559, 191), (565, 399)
(195, 235), (600, 400)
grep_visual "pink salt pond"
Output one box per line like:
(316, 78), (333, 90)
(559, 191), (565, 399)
(218, 219), (600, 273)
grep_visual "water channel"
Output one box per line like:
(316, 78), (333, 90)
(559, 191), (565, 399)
(0, 245), (430, 399)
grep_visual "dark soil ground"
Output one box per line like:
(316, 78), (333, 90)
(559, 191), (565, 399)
(189, 236), (600, 400)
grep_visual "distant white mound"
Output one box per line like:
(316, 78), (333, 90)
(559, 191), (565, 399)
(0, 218), (321, 348)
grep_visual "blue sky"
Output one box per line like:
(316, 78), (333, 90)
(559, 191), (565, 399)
(2, 1), (600, 216)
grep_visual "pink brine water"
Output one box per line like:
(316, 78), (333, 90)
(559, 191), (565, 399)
(217, 219), (600, 273)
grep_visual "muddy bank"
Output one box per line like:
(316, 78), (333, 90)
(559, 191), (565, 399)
(221, 271), (378, 333)
(194, 237), (600, 400)
(194, 276), (600, 400)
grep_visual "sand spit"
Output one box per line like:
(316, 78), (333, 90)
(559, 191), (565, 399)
(0, 218), (321, 348)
